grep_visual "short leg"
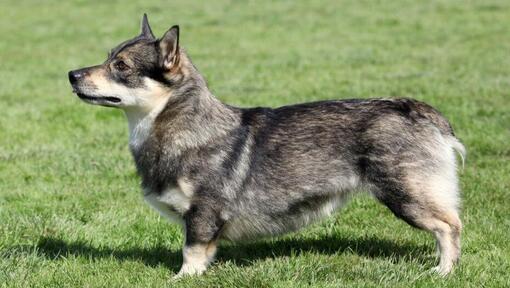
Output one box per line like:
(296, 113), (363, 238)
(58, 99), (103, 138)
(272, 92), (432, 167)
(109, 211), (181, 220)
(174, 205), (223, 278)
(421, 212), (462, 276)
(371, 173), (462, 276)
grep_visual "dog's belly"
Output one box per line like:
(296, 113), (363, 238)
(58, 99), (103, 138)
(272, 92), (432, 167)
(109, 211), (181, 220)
(221, 193), (348, 241)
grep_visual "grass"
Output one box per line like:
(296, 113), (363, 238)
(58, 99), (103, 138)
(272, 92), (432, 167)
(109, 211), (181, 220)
(0, 0), (509, 287)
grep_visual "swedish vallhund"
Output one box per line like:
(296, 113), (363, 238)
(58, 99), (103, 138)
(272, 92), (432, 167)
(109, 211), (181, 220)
(68, 14), (465, 278)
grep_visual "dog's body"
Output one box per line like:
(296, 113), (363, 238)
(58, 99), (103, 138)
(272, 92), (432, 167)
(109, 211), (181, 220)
(69, 15), (465, 278)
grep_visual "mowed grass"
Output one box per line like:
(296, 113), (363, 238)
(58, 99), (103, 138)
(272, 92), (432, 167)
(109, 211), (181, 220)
(0, 0), (509, 287)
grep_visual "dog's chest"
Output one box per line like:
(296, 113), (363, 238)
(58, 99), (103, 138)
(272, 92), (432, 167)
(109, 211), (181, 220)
(143, 185), (192, 224)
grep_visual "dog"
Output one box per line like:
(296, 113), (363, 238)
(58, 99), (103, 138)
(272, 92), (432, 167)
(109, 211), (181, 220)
(68, 14), (465, 278)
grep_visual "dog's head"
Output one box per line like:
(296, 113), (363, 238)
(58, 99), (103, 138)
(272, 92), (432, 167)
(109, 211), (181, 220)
(68, 14), (186, 111)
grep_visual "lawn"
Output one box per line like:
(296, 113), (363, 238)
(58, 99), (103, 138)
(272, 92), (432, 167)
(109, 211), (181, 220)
(0, 0), (509, 287)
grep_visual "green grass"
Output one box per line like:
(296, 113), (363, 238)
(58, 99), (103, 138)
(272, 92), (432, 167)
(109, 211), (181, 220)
(1, 0), (509, 287)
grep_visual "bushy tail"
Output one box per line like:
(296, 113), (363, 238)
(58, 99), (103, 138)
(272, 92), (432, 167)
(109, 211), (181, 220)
(446, 136), (466, 170)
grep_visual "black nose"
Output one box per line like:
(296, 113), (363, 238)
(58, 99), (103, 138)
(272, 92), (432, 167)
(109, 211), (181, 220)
(68, 69), (87, 84)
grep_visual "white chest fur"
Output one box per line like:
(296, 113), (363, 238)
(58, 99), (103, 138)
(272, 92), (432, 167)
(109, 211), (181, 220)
(123, 79), (170, 153)
(126, 107), (162, 153)
(144, 183), (194, 224)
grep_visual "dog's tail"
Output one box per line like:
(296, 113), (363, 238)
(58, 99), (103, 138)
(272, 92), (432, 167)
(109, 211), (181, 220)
(427, 114), (466, 171)
(445, 135), (466, 170)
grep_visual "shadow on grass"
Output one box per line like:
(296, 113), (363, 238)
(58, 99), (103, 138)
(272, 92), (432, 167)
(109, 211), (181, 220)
(219, 235), (431, 267)
(34, 236), (183, 271)
(13, 234), (431, 272)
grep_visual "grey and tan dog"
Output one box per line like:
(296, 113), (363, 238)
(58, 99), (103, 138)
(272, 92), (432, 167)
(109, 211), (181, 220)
(68, 15), (465, 278)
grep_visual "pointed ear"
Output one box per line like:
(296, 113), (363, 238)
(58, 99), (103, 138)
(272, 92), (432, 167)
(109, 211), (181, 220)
(159, 25), (180, 71)
(140, 13), (155, 39)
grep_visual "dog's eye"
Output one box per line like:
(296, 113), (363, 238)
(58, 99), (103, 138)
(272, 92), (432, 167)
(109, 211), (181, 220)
(115, 60), (129, 71)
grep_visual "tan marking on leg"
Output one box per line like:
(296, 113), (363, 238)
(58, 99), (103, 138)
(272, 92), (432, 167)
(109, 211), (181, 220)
(174, 241), (217, 278)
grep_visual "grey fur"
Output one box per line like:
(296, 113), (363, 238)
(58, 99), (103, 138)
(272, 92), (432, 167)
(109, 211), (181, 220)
(68, 15), (465, 277)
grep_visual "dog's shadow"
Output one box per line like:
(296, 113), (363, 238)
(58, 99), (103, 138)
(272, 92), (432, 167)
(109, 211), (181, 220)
(27, 234), (432, 272)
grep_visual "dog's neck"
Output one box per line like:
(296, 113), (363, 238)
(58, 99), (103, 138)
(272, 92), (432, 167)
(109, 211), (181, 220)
(124, 79), (239, 157)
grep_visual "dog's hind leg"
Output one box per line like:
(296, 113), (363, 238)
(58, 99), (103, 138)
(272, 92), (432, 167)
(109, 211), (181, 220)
(368, 158), (462, 276)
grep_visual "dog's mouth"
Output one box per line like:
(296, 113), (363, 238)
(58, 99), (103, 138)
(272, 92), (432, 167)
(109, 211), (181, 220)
(76, 93), (122, 103)
(72, 88), (122, 104)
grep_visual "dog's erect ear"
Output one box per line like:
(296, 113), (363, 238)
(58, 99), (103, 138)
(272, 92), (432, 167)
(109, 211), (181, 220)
(140, 13), (155, 39)
(159, 25), (180, 71)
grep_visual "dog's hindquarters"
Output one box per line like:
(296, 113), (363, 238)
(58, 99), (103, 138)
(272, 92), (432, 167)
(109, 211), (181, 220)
(362, 115), (464, 275)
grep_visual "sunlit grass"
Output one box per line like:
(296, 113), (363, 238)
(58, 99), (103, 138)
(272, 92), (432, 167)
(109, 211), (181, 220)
(0, 0), (509, 287)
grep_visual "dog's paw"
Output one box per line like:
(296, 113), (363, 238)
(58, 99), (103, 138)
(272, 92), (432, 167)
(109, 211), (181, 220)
(173, 264), (207, 279)
(431, 264), (453, 277)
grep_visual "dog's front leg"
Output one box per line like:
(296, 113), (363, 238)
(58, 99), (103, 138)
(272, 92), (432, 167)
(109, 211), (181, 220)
(174, 205), (222, 278)
(174, 241), (217, 278)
